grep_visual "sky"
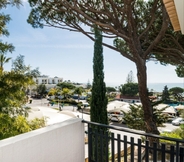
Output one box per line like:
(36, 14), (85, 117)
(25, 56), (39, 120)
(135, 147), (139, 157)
(2, 1), (183, 88)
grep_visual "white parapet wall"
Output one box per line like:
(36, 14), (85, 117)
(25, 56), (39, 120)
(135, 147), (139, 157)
(0, 118), (84, 162)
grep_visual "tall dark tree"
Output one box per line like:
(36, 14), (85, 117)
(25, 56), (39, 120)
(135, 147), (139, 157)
(90, 28), (108, 161)
(162, 85), (170, 103)
(90, 28), (108, 125)
(27, 0), (184, 135)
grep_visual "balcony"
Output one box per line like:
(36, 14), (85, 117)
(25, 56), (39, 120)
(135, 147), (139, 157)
(0, 118), (184, 162)
(0, 118), (85, 162)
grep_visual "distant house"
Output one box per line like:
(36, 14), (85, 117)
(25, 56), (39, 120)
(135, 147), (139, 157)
(28, 76), (63, 96)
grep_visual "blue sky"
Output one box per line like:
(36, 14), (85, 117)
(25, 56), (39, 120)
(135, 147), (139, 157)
(2, 1), (183, 87)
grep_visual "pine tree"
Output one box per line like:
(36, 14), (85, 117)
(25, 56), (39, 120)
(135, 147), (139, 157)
(126, 70), (135, 83)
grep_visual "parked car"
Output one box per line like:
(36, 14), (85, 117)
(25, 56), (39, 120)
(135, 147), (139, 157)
(171, 117), (184, 126)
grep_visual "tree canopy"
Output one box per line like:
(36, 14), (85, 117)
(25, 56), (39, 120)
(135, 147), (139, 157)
(12, 54), (40, 78)
(169, 87), (184, 102)
(0, 0), (21, 72)
(106, 87), (116, 93)
(123, 104), (168, 131)
(57, 82), (76, 90)
(175, 65), (184, 78)
(0, 0), (47, 140)
(27, 0), (184, 64)
(120, 71), (139, 96)
(120, 83), (139, 97)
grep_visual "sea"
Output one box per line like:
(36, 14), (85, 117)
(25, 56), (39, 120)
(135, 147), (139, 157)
(147, 83), (184, 92)
(106, 82), (184, 93)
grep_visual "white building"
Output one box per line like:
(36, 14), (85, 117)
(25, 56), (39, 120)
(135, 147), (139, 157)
(32, 75), (63, 89)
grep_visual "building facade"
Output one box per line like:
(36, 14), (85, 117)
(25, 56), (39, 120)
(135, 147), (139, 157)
(31, 76), (63, 92)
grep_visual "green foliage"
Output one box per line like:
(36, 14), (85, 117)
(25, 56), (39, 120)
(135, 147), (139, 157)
(62, 88), (71, 99)
(0, 55), (41, 116)
(160, 132), (182, 144)
(0, 113), (46, 140)
(73, 87), (84, 95)
(90, 28), (108, 161)
(27, 0), (184, 136)
(169, 87), (184, 101)
(0, 0), (21, 9)
(36, 84), (47, 97)
(53, 98), (78, 106)
(0, 4), (15, 73)
(0, 114), (30, 139)
(12, 54), (40, 78)
(123, 104), (168, 131)
(106, 87), (116, 93)
(90, 28), (108, 125)
(0, 54), (11, 72)
(162, 85), (170, 103)
(0, 71), (33, 115)
(122, 104), (145, 130)
(29, 117), (46, 130)
(48, 87), (58, 96)
(57, 82), (76, 90)
(161, 123), (184, 143)
(120, 83), (139, 97)
(169, 87), (184, 94)
(175, 65), (184, 78)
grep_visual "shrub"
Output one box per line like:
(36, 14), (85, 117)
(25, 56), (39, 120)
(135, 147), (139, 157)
(160, 131), (182, 144)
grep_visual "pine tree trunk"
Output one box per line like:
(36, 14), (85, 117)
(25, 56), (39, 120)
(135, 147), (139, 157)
(136, 59), (160, 136)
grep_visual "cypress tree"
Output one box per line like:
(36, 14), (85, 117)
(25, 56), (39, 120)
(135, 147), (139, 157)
(90, 27), (108, 125)
(90, 27), (108, 162)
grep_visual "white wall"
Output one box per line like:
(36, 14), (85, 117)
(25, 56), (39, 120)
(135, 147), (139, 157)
(0, 118), (84, 162)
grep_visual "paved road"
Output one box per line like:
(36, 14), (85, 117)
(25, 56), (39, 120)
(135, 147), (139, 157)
(27, 98), (180, 131)
(26, 98), (90, 125)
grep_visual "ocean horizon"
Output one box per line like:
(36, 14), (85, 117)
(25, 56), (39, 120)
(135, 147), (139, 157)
(147, 83), (184, 92)
(106, 82), (184, 92)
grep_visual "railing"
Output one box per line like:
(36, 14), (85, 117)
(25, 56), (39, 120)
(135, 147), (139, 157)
(83, 120), (184, 162)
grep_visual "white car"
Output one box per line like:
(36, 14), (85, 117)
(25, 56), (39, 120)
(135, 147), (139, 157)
(171, 117), (184, 126)
(108, 112), (124, 122)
